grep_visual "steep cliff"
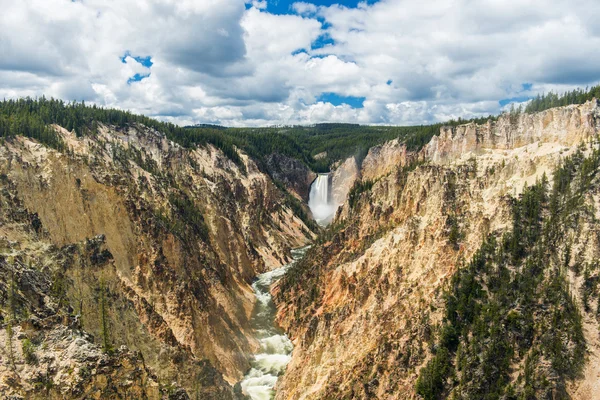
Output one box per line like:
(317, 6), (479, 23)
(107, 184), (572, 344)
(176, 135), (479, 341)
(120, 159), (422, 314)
(265, 153), (317, 202)
(0, 122), (314, 398)
(329, 138), (411, 220)
(330, 156), (360, 209)
(361, 138), (410, 181)
(275, 100), (600, 399)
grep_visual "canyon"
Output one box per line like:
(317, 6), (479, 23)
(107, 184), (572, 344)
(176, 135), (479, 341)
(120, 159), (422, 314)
(1, 99), (600, 399)
(275, 100), (600, 399)
(0, 122), (314, 398)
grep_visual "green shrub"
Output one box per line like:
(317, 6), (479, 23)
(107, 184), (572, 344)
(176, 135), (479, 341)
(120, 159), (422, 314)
(415, 347), (451, 400)
(22, 338), (38, 365)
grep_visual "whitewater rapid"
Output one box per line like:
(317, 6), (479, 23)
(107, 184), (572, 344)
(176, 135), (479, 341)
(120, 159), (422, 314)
(240, 247), (308, 400)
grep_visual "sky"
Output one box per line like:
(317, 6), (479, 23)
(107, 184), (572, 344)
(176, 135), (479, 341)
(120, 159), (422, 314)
(1, 0), (600, 127)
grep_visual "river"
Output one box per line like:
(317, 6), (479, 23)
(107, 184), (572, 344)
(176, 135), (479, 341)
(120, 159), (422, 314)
(239, 247), (308, 400)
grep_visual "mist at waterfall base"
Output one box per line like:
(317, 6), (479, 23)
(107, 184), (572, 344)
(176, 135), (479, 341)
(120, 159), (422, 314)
(240, 248), (308, 400)
(308, 174), (336, 226)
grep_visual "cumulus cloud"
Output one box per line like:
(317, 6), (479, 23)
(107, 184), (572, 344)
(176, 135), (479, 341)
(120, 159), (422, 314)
(292, 2), (318, 16)
(1, 0), (600, 126)
(247, 0), (268, 10)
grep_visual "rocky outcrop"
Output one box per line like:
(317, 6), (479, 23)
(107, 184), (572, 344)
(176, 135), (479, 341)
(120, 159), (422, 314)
(361, 138), (410, 181)
(424, 100), (600, 163)
(0, 123), (314, 397)
(329, 139), (412, 216)
(330, 156), (360, 208)
(266, 153), (316, 202)
(0, 322), (164, 400)
(275, 100), (600, 399)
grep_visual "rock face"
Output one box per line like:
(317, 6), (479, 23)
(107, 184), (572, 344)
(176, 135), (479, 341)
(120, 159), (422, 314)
(329, 138), (410, 216)
(275, 100), (600, 399)
(330, 156), (360, 209)
(0, 318), (164, 399)
(361, 138), (410, 181)
(265, 153), (317, 202)
(0, 123), (314, 398)
(424, 100), (600, 163)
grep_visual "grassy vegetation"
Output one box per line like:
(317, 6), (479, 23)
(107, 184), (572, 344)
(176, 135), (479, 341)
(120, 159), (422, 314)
(347, 179), (375, 209)
(168, 192), (211, 243)
(22, 338), (38, 365)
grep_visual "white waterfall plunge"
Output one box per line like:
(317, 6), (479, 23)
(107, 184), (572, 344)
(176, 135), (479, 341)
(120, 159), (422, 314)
(240, 247), (309, 400)
(308, 173), (336, 226)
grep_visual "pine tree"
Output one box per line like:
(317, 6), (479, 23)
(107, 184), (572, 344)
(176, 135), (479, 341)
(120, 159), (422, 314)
(99, 281), (113, 354)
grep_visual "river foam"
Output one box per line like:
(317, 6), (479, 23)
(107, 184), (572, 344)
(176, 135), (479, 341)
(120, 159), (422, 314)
(239, 247), (308, 400)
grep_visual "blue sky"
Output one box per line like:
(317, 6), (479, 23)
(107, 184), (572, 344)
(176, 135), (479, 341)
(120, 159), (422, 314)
(317, 93), (366, 108)
(2, 0), (600, 126)
(249, 0), (380, 14)
(121, 52), (153, 84)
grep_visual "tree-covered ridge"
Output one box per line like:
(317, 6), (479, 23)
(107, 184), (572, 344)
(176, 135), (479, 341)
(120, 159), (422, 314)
(225, 117), (495, 172)
(525, 84), (600, 113)
(416, 144), (600, 399)
(0, 97), (244, 167)
(3, 90), (600, 174)
(0, 97), (496, 173)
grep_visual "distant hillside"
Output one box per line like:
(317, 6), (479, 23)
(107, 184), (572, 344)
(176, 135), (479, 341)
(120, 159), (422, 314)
(6, 84), (599, 176)
(0, 97), (492, 173)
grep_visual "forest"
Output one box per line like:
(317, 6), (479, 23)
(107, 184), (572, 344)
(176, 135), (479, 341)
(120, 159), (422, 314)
(0, 97), (245, 166)
(1, 85), (598, 174)
(525, 84), (600, 113)
(0, 97), (492, 173)
(221, 117), (495, 172)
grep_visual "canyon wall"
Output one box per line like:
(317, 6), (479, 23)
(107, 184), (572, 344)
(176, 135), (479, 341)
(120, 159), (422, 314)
(266, 153), (317, 202)
(0, 123), (314, 398)
(329, 138), (412, 221)
(275, 100), (600, 399)
(330, 156), (360, 207)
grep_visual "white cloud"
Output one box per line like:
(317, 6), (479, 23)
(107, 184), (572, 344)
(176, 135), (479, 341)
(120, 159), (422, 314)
(246, 0), (268, 10)
(1, 0), (600, 126)
(242, 8), (321, 57)
(292, 2), (318, 16)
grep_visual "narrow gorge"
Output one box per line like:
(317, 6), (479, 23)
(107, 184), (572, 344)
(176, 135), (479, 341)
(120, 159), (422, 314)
(275, 100), (600, 400)
(1, 98), (600, 400)
(5, 1), (600, 398)
(240, 247), (308, 400)
(0, 109), (316, 399)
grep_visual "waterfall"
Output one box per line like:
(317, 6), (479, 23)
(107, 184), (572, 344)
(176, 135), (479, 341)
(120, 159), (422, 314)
(308, 173), (336, 226)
